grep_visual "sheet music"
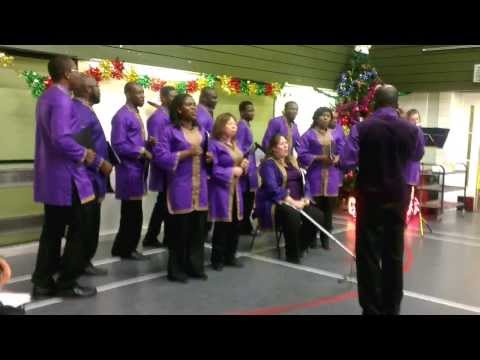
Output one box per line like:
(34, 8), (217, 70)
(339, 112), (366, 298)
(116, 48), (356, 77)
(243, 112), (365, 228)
(0, 292), (31, 307)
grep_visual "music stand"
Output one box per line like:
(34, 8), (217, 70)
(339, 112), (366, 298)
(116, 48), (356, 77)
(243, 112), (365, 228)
(421, 127), (450, 148)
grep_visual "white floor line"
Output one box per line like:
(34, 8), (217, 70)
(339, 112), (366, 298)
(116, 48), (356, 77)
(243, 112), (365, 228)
(244, 252), (480, 314)
(8, 248), (166, 285)
(25, 271), (168, 312)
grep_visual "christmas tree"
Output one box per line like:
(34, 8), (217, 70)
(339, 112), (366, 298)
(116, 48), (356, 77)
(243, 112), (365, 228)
(335, 48), (382, 196)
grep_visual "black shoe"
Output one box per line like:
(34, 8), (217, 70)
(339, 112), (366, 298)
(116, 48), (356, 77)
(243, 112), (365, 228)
(211, 263), (224, 271)
(286, 257), (301, 265)
(225, 259), (244, 268)
(321, 240), (330, 250)
(188, 272), (208, 280)
(57, 285), (97, 298)
(0, 304), (26, 315)
(310, 240), (319, 249)
(84, 263), (108, 276)
(32, 285), (56, 298)
(122, 251), (148, 261)
(167, 273), (188, 283)
(142, 239), (163, 248)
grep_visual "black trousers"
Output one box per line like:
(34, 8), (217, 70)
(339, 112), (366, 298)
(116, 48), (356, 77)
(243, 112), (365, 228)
(239, 191), (255, 234)
(111, 200), (143, 257)
(32, 188), (95, 290)
(314, 196), (337, 244)
(211, 195), (240, 265)
(144, 191), (169, 245)
(85, 201), (101, 264)
(274, 204), (324, 261)
(168, 211), (207, 277)
(355, 195), (406, 315)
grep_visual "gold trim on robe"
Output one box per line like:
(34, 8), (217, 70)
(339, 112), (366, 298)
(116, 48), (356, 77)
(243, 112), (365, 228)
(315, 128), (335, 198)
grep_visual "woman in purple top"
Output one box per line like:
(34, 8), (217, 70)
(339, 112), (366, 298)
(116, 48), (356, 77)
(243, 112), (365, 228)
(208, 113), (249, 271)
(110, 82), (152, 261)
(298, 108), (342, 250)
(236, 101), (259, 235)
(255, 135), (324, 264)
(153, 94), (210, 283)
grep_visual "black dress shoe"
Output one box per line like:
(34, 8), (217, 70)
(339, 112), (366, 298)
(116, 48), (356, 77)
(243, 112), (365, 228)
(225, 259), (244, 268)
(84, 263), (108, 276)
(167, 273), (188, 283)
(211, 262), (224, 271)
(122, 251), (148, 261)
(142, 239), (163, 248)
(321, 240), (330, 250)
(310, 240), (319, 249)
(188, 272), (208, 280)
(57, 285), (97, 298)
(286, 257), (301, 265)
(32, 285), (56, 298)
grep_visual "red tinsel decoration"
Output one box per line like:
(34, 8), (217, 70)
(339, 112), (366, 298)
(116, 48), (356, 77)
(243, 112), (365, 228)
(85, 67), (102, 82)
(44, 77), (53, 89)
(111, 58), (124, 80)
(187, 80), (198, 94)
(265, 83), (273, 96)
(229, 78), (241, 93)
(151, 79), (166, 92)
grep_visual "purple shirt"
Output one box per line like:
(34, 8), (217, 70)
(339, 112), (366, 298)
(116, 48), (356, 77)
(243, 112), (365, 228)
(404, 127), (425, 186)
(111, 105), (148, 200)
(72, 99), (109, 199)
(298, 128), (343, 197)
(340, 107), (425, 203)
(196, 104), (214, 134)
(236, 119), (259, 192)
(255, 158), (308, 230)
(207, 139), (244, 222)
(147, 106), (170, 192)
(153, 124), (209, 214)
(261, 116), (301, 154)
(34, 85), (95, 206)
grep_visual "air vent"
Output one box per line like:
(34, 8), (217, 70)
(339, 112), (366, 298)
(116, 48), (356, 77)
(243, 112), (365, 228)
(474, 64), (480, 83)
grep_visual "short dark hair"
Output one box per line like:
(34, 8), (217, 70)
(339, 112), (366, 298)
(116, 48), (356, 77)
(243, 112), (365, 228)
(239, 101), (253, 113)
(284, 101), (298, 109)
(311, 107), (333, 128)
(160, 86), (176, 98)
(169, 94), (197, 128)
(47, 55), (74, 82)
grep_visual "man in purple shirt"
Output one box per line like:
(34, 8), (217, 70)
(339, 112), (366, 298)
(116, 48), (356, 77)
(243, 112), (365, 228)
(32, 56), (98, 299)
(143, 86), (177, 248)
(72, 74), (113, 276)
(196, 87), (218, 133)
(340, 85), (425, 315)
(111, 82), (152, 261)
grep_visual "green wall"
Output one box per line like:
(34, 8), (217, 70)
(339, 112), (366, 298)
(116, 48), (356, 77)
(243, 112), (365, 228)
(1, 45), (353, 89)
(0, 55), (48, 160)
(370, 45), (480, 92)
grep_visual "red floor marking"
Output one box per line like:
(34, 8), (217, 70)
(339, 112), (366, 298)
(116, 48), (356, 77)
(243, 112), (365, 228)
(227, 290), (358, 316)
(226, 237), (416, 315)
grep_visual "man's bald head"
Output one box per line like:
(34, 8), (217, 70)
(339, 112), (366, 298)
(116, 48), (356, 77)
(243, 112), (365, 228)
(73, 74), (100, 105)
(373, 85), (399, 110)
(124, 81), (145, 108)
(72, 73), (92, 97)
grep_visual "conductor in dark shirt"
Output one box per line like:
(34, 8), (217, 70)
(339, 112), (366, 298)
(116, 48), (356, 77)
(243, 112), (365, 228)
(340, 85), (425, 315)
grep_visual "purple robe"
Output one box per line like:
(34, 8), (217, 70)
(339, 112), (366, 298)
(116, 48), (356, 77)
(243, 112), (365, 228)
(196, 104), (214, 134)
(254, 158), (308, 230)
(340, 107), (425, 204)
(261, 116), (301, 154)
(208, 139), (244, 222)
(236, 119), (259, 193)
(153, 124), (208, 214)
(147, 106), (170, 193)
(34, 85), (95, 206)
(110, 105), (148, 200)
(404, 127), (425, 186)
(72, 99), (109, 199)
(298, 128), (343, 197)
